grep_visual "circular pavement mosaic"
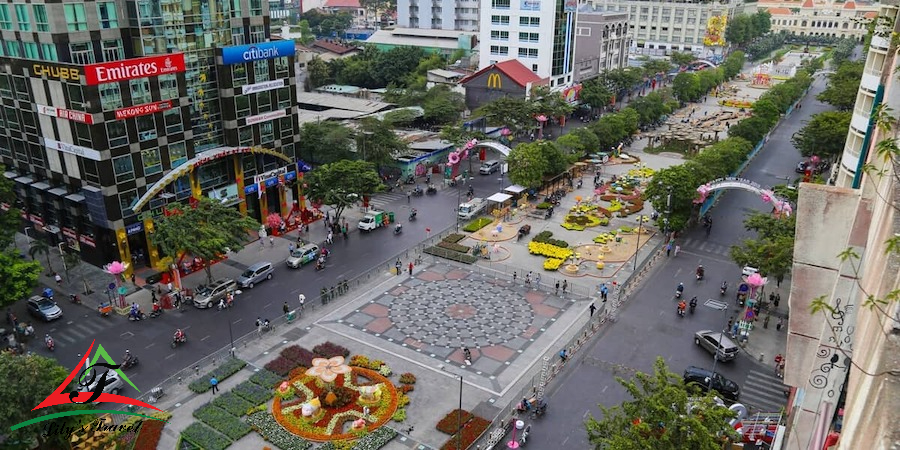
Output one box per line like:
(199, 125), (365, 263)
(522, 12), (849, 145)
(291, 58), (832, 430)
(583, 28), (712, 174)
(388, 278), (534, 348)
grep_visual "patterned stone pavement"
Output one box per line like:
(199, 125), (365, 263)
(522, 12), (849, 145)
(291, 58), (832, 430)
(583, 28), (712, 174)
(326, 265), (587, 379)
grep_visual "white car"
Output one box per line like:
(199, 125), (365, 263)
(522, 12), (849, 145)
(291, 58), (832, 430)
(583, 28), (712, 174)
(741, 266), (758, 277)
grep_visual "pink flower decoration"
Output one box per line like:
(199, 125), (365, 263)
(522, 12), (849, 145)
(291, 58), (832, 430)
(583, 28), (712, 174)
(448, 152), (460, 165)
(462, 149), (469, 159)
(760, 193), (771, 203)
(305, 356), (352, 383)
(535, 115), (548, 122)
(104, 261), (127, 275)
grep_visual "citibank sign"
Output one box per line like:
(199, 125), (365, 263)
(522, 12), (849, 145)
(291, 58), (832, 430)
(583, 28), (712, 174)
(222, 40), (295, 65)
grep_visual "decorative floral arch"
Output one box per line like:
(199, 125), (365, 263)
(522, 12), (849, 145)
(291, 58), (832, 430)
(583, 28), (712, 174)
(695, 178), (793, 217)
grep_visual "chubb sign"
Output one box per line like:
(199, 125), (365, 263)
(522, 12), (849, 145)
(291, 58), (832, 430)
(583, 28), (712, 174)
(84, 54), (186, 85)
(221, 40), (295, 65)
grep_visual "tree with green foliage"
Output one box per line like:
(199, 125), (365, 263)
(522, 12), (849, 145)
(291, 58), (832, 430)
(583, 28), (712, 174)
(0, 165), (18, 248)
(303, 160), (383, 224)
(355, 118), (407, 168)
(0, 251), (41, 308)
(28, 238), (53, 275)
(585, 357), (739, 450)
(752, 98), (781, 123)
(507, 141), (566, 188)
(153, 198), (260, 284)
(556, 128), (600, 158)
(829, 37), (856, 67)
(728, 115), (773, 144)
(669, 51), (695, 67)
(817, 61), (863, 111)
(641, 59), (673, 77)
(721, 51), (746, 79)
(730, 213), (795, 284)
(601, 67), (643, 96)
(589, 108), (639, 152)
(404, 53), (447, 90)
(627, 91), (675, 127)
(298, 121), (355, 165)
(672, 72), (702, 103)
(791, 111), (852, 160)
(0, 352), (93, 449)
(302, 9), (353, 37)
(296, 20), (315, 46)
(580, 77), (613, 110)
(726, 12), (772, 47)
(474, 96), (536, 134)
(697, 69), (723, 94)
(306, 56), (331, 90)
(422, 85), (465, 126)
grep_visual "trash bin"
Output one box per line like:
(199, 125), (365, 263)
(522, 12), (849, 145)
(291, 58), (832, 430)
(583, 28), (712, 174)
(388, 212), (395, 223)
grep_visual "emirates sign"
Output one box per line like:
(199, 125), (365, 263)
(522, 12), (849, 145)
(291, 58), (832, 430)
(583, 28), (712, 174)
(84, 53), (186, 85)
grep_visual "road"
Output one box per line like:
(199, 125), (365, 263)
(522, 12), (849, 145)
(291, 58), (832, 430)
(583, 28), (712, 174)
(18, 170), (512, 394)
(525, 75), (832, 448)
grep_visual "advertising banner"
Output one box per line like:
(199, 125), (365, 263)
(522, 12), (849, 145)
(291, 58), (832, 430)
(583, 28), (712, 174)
(44, 138), (102, 161)
(245, 109), (287, 125)
(521, 0), (540, 11)
(114, 100), (174, 120)
(704, 16), (728, 47)
(208, 184), (240, 204)
(241, 79), (286, 95)
(84, 53), (186, 85)
(36, 105), (94, 124)
(564, 0), (577, 12)
(222, 41), (296, 65)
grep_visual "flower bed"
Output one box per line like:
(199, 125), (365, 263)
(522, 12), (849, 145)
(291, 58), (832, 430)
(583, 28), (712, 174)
(316, 426), (398, 450)
(133, 418), (166, 450)
(265, 356), (298, 377)
(193, 404), (252, 440)
(248, 411), (313, 450)
(399, 373), (416, 384)
(272, 367), (400, 442)
(444, 233), (467, 243)
(435, 409), (474, 434)
(233, 380), (274, 406)
(462, 217), (493, 232)
(439, 416), (491, 450)
(314, 342), (351, 359)
(437, 241), (470, 253)
(282, 345), (316, 367)
(528, 241), (574, 260)
(543, 258), (565, 271)
(180, 422), (231, 450)
(188, 358), (247, 394)
(561, 214), (603, 231)
(212, 391), (254, 416)
(250, 369), (284, 389)
(531, 231), (568, 248)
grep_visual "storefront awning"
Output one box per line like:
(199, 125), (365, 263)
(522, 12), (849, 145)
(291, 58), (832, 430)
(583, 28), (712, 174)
(14, 176), (34, 185)
(31, 182), (51, 191)
(486, 192), (512, 203)
(3, 171), (17, 179)
(48, 187), (69, 196)
(65, 193), (86, 203)
(503, 185), (526, 194)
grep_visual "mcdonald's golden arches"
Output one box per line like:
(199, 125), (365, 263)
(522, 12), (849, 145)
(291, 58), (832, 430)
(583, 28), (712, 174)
(487, 72), (502, 89)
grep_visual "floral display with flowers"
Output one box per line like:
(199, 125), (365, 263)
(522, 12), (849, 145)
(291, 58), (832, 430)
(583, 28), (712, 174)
(272, 361), (400, 442)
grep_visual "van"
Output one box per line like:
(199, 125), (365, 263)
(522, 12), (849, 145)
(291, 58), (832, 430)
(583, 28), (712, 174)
(286, 244), (320, 269)
(237, 261), (274, 289)
(193, 278), (237, 308)
(479, 160), (500, 175)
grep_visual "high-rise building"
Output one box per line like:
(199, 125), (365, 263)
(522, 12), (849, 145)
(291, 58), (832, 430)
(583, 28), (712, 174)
(397, 0), (480, 31)
(479, 0), (579, 88)
(572, 9), (629, 83)
(784, 2), (900, 448)
(0, 0), (300, 272)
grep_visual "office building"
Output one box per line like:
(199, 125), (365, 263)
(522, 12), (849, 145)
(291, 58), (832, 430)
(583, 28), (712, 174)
(397, 0), (480, 32)
(573, 9), (628, 83)
(0, 0), (300, 272)
(479, 0), (579, 88)
(584, 0), (740, 55)
(758, 0), (877, 42)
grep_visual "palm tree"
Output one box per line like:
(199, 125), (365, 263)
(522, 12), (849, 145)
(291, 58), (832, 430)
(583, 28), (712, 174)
(28, 238), (53, 275)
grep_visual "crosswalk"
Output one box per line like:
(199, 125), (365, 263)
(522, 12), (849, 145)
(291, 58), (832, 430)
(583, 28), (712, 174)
(367, 187), (461, 211)
(740, 368), (789, 413)
(44, 317), (108, 350)
(680, 238), (732, 258)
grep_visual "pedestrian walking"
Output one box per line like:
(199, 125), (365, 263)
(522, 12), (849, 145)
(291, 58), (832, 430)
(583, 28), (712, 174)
(524, 272), (532, 286)
(666, 242), (672, 257)
(763, 315), (770, 328)
(562, 280), (568, 294)
(589, 303), (596, 317)
(726, 317), (734, 334)
(599, 283), (608, 302)
(327, 231), (333, 245)
(555, 281), (560, 295)
(408, 262), (414, 275)
(395, 259), (402, 276)
(774, 353), (784, 374)
(131, 273), (137, 285)
(283, 302), (289, 315)
(269, 236), (275, 247)
(513, 271), (517, 283)
(534, 273), (541, 289)
(298, 294), (305, 311)
(674, 245), (681, 257)
(259, 238), (265, 249)
(463, 347), (472, 365)
(776, 317), (785, 331)
(210, 377), (219, 394)
(303, 223), (309, 233)
(774, 293), (781, 308)
(54, 273), (62, 285)
(288, 242), (294, 254)
(167, 282), (173, 292)
(407, 192), (411, 203)
(777, 359), (786, 378)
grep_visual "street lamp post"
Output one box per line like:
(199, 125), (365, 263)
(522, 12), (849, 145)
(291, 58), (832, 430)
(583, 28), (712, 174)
(457, 375), (463, 450)
(57, 242), (68, 282)
(707, 300), (729, 393)
(663, 187), (673, 241)
(633, 215), (644, 271)
(456, 181), (462, 232)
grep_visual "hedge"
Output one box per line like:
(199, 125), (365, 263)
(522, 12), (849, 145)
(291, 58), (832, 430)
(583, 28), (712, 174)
(249, 369), (283, 389)
(193, 404), (252, 440)
(462, 217), (492, 232)
(187, 358), (247, 394)
(424, 246), (478, 264)
(437, 241), (471, 253)
(264, 356), (297, 377)
(532, 231), (568, 248)
(233, 380), (274, 405)
(312, 341), (350, 358)
(180, 422), (231, 450)
(211, 392), (254, 417)
(247, 411), (313, 450)
(444, 233), (466, 243)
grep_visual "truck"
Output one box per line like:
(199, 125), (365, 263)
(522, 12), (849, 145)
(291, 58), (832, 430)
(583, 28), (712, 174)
(458, 198), (487, 220)
(358, 210), (386, 231)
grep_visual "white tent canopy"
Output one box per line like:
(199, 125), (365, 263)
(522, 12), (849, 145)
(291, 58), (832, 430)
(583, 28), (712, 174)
(486, 192), (512, 203)
(503, 185), (526, 194)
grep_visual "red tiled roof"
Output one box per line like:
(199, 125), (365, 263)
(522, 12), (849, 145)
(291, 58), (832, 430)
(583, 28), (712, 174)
(767, 7), (792, 15)
(460, 59), (546, 88)
(843, 0), (856, 9)
(325, 0), (360, 8)
(863, 11), (877, 18)
(801, 0), (813, 8)
(311, 40), (358, 55)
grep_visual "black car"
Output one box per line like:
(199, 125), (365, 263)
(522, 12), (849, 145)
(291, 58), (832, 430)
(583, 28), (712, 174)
(683, 366), (740, 401)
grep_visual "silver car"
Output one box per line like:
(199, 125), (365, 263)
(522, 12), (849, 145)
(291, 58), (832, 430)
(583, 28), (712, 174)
(694, 330), (740, 362)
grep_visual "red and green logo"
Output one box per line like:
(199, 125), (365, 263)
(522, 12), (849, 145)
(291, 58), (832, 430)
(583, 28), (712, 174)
(9, 340), (167, 431)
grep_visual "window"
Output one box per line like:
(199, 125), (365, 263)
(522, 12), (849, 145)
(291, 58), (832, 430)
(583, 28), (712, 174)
(253, 60), (269, 82)
(0, 75), (10, 98)
(69, 42), (95, 65)
(489, 45), (509, 55)
(119, 189), (137, 217)
(130, 79), (151, 105)
(12, 77), (27, 101)
(517, 48), (538, 58)
(113, 155), (134, 183)
(136, 115), (157, 142)
(280, 117), (293, 138)
(232, 65), (248, 86)
(23, 42), (38, 59)
(0, 6), (10, 30)
(257, 90), (272, 113)
(5, 41), (19, 57)
(250, 0), (262, 15)
(97, 2), (118, 28)
(519, 17), (539, 27)
(40, 44), (57, 61)
(33, 5), (48, 31)
(159, 74), (178, 99)
(239, 127), (253, 145)
(168, 141), (187, 168)
(491, 30), (509, 40)
(235, 95), (250, 116)
(260, 121), (274, 144)
(274, 57), (290, 76)
(231, 27), (245, 45)
(277, 87), (291, 110)
(101, 39), (123, 62)
(250, 25), (265, 43)
(99, 83), (122, 111)
(491, 0), (510, 9)
(490, 15), (509, 25)
(4, 107), (19, 131)
(64, 4), (87, 31)
(107, 121), (128, 148)
(74, 122), (92, 147)
(164, 108), (182, 134)
(230, 0), (242, 18)
(518, 32), (539, 42)
(141, 148), (162, 175)
(14, 4), (29, 31)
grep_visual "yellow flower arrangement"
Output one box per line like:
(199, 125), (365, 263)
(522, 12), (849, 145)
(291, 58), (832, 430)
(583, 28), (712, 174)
(528, 241), (574, 260)
(544, 258), (565, 271)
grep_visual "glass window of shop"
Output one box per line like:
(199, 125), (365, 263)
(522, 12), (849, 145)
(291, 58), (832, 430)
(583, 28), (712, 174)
(168, 141), (187, 168)
(197, 159), (231, 191)
(174, 174), (191, 200)
(119, 189), (138, 217)
(242, 153), (256, 177)
(113, 155), (134, 184)
(107, 121), (128, 148)
(141, 148), (162, 175)
(164, 108), (182, 134)
(100, 82), (123, 110)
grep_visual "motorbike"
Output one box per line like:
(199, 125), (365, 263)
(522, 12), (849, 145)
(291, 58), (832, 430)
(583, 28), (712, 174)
(531, 399), (548, 419)
(519, 424), (532, 447)
(576, 179), (583, 189)
(689, 297), (697, 314)
(409, 209), (417, 221)
(675, 285), (683, 299)
(128, 309), (146, 321)
(467, 186), (474, 198)
(171, 332), (187, 349)
(70, 294), (81, 304)
(720, 282), (728, 296)
(122, 355), (139, 369)
(149, 307), (163, 318)
(98, 302), (113, 317)
(677, 305), (686, 317)
(403, 175), (416, 185)
(412, 186), (424, 197)
(315, 257), (326, 271)
(45, 336), (54, 352)
(696, 271), (704, 281)
(394, 224), (403, 235)
(425, 184), (437, 195)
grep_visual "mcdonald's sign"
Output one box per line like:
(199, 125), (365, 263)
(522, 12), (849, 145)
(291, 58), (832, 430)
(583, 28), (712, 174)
(487, 72), (502, 89)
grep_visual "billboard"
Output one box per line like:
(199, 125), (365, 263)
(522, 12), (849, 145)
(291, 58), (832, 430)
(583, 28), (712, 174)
(221, 40), (296, 65)
(114, 100), (174, 120)
(37, 105), (94, 124)
(564, 0), (577, 12)
(84, 54), (186, 85)
(521, 0), (540, 11)
(704, 15), (727, 47)
(245, 109), (287, 125)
